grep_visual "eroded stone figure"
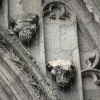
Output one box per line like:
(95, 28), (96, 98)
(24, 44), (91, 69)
(11, 13), (39, 42)
(47, 60), (75, 87)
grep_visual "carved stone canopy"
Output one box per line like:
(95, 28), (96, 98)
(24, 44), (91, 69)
(10, 13), (39, 42)
(43, 1), (76, 23)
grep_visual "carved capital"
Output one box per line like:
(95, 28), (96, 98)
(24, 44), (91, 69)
(47, 60), (75, 87)
(11, 13), (39, 42)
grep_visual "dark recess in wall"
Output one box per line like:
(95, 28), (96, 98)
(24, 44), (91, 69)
(0, 0), (2, 6)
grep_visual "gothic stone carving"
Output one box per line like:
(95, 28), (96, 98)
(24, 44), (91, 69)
(82, 49), (100, 85)
(0, 25), (60, 100)
(43, 1), (76, 88)
(11, 13), (39, 42)
(43, 2), (71, 20)
(0, 41), (47, 100)
(47, 60), (75, 87)
(83, 0), (100, 24)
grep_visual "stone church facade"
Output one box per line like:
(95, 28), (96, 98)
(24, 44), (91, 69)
(0, 0), (100, 100)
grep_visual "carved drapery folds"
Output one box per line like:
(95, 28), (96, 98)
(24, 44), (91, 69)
(47, 60), (75, 87)
(10, 13), (39, 42)
(43, 1), (77, 88)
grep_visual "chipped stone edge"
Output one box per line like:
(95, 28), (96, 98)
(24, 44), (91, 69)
(83, 0), (100, 24)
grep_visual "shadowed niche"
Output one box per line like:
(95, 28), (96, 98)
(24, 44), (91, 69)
(0, 0), (2, 6)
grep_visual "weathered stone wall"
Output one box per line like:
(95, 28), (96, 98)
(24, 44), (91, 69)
(9, 0), (46, 74)
(0, 0), (100, 100)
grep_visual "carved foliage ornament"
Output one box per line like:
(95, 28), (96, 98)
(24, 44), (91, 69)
(47, 60), (75, 87)
(11, 13), (39, 42)
(81, 49), (100, 85)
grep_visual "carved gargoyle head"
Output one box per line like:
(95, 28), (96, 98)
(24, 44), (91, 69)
(47, 60), (75, 87)
(11, 13), (39, 42)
